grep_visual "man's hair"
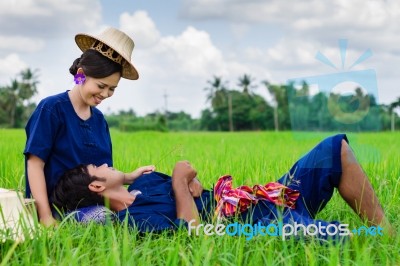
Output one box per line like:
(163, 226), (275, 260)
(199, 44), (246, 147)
(51, 164), (105, 212)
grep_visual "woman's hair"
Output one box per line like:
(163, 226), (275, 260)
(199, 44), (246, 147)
(51, 164), (105, 212)
(69, 48), (123, 78)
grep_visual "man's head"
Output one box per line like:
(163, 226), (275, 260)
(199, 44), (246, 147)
(52, 164), (125, 212)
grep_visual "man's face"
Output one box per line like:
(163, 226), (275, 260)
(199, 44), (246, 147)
(87, 163), (124, 189)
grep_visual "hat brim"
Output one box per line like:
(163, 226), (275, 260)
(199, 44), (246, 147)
(75, 33), (139, 80)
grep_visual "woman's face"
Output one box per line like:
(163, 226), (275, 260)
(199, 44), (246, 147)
(80, 72), (121, 106)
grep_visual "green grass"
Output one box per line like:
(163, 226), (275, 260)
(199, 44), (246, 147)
(0, 129), (399, 265)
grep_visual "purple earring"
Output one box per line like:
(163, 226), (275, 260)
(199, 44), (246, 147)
(74, 73), (86, 85)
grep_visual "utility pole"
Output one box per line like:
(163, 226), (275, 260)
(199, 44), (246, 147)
(391, 110), (395, 132)
(274, 106), (279, 132)
(163, 90), (168, 114)
(228, 93), (234, 132)
(163, 90), (168, 126)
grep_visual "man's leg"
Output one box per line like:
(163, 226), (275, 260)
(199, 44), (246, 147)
(277, 134), (348, 218)
(338, 140), (393, 233)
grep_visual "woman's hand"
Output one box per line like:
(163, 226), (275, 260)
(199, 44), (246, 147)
(188, 178), (203, 197)
(40, 215), (58, 228)
(124, 165), (156, 184)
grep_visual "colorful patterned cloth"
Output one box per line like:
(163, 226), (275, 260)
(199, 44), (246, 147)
(214, 175), (300, 219)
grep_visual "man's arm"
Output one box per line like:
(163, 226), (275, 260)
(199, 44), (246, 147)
(188, 178), (203, 197)
(172, 161), (200, 225)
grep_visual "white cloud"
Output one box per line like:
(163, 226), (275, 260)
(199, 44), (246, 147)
(0, 0), (104, 117)
(156, 26), (225, 77)
(180, 0), (226, 19)
(265, 39), (317, 69)
(0, 54), (28, 82)
(0, 0), (50, 16)
(0, 35), (45, 53)
(95, 11), (274, 117)
(120, 11), (161, 49)
(0, 0), (102, 38)
(181, 0), (400, 51)
(181, 0), (395, 26)
(105, 25), (227, 116)
(179, 0), (400, 106)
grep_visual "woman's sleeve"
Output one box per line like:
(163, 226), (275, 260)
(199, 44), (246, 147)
(24, 105), (61, 162)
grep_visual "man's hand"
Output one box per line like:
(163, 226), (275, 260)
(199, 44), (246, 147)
(172, 161), (197, 184)
(188, 178), (203, 197)
(124, 165), (156, 184)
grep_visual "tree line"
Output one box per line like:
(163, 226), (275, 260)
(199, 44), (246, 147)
(1, 69), (399, 132)
(198, 75), (400, 132)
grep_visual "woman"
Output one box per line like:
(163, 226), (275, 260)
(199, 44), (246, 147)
(24, 27), (141, 226)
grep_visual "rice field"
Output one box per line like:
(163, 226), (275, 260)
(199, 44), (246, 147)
(0, 129), (399, 265)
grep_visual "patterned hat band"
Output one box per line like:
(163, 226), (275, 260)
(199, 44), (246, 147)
(90, 40), (123, 65)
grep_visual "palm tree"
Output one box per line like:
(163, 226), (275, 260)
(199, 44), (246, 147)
(19, 68), (39, 103)
(4, 79), (20, 127)
(204, 76), (234, 131)
(204, 76), (228, 110)
(237, 74), (256, 95)
(2, 68), (39, 127)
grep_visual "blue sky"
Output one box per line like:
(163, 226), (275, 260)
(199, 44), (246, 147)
(1, 0), (399, 118)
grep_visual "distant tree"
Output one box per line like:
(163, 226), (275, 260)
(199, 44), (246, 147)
(200, 85), (273, 131)
(310, 92), (329, 130)
(0, 89), (9, 125)
(200, 109), (217, 131)
(8, 79), (20, 127)
(204, 76), (227, 109)
(118, 108), (136, 117)
(166, 111), (196, 131)
(0, 68), (39, 127)
(19, 68), (39, 101)
(262, 81), (287, 131)
(203, 76), (230, 130)
(389, 97), (400, 131)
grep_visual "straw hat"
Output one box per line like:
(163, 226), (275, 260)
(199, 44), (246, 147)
(75, 27), (139, 80)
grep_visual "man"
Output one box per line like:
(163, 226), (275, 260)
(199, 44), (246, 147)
(52, 134), (394, 240)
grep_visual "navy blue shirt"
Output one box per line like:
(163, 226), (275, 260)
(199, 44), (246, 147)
(24, 91), (113, 199)
(116, 172), (277, 232)
(118, 172), (213, 232)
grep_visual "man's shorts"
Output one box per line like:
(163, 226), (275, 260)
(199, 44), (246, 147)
(242, 134), (349, 242)
(278, 133), (348, 218)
